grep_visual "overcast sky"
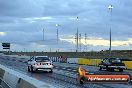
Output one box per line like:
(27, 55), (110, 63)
(0, 0), (132, 52)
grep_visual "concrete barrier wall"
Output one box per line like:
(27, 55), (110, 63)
(3, 71), (19, 88)
(67, 58), (79, 64)
(0, 64), (53, 88)
(123, 61), (132, 69)
(0, 68), (5, 79)
(77, 58), (102, 66)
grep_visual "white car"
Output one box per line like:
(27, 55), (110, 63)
(27, 56), (53, 73)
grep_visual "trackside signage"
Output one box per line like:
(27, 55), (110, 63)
(76, 66), (131, 84)
(85, 74), (130, 83)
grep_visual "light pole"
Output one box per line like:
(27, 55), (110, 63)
(85, 33), (87, 52)
(76, 17), (79, 52)
(56, 24), (59, 43)
(79, 33), (81, 52)
(43, 28), (44, 41)
(108, 5), (113, 56)
(56, 24), (61, 43)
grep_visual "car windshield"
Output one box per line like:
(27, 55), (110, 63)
(35, 57), (50, 62)
(110, 58), (121, 63)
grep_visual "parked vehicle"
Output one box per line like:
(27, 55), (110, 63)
(99, 58), (126, 72)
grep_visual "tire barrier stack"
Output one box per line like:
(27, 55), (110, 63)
(0, 64), (53, 88)
(50, 57), (67, 63)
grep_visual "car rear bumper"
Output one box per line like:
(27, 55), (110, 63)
(37, 68), (52, 71)
(33, 65), (53, 70)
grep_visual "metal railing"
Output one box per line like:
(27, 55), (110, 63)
(0, 78), (11, 88)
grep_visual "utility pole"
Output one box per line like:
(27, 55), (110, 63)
(75, 33), (77, 52)
(43, 28), (44, 41)
(56, 24), (61, 44)
(85, 33), (87, 52)
(57, 28), (58, 43)
(76, 17), (79, 52)
(50, 48), (51, 52)
(108, 5), (113, 57)
(76, 29), (79, 52)
(79, 33), (81, 52)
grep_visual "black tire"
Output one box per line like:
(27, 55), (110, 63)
(119, 69), (123, 72)
(28, 66), (30, 72)
(106, 66), (110, 71)
(49, 69), (53, 73)
(111, 68), (114, 72)
(99, 67), (102, 71)
(31, 66), (35, 73)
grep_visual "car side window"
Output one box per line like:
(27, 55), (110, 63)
(106, 59), (109, 63)
(103, 59), (106, 62)
(30, 56), (34, 61)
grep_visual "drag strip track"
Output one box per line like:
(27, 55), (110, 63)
(0, 55), (132, 88)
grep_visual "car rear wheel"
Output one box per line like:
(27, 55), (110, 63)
(119, 69), (123, 72)
(106, 66), (109, 71)
(31, 66), (36, 73)
(49, 69), (53, 73)
(28, 66), (31, 72)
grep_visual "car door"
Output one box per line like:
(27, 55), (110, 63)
(103, 59), (109, 66)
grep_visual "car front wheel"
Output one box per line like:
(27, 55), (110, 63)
(99, 67), (102, 71)
(119, 69), (123, 72)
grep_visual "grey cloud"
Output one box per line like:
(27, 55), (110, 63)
(0, 0), (43, 17)
(0, 0), (132, 51)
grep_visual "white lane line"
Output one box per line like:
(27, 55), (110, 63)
(61, 67), (65, 69)
(72, 70), (76, 72)
(67, 69), (71, 71)
(70, 72), (75, 74)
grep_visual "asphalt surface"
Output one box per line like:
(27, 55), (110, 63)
(0, 55), (132, 88)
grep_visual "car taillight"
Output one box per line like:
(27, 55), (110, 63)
(34, 63), (39, 65)
(47, 63), (52, 65)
